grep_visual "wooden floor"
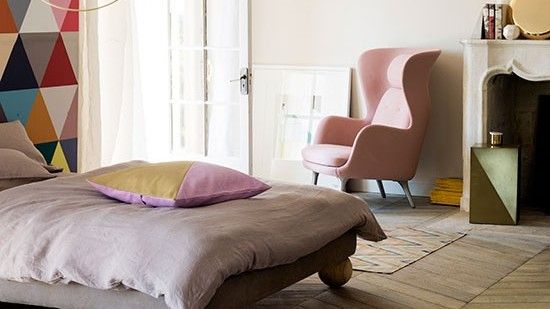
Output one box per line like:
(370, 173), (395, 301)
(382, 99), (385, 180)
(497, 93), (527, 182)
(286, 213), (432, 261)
(254, 194), (550, 309)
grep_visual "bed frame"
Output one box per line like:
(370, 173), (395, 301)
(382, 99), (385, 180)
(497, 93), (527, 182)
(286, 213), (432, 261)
(0, 232), (356, 309)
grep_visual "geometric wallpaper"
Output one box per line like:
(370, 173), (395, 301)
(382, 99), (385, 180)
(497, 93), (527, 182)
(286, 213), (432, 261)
(0, 0), (78, 172)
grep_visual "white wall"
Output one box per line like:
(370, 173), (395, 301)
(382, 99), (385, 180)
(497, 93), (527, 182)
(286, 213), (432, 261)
(251, 0), (491, 196)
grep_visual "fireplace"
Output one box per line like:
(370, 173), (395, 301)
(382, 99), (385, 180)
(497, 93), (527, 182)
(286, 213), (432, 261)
(487, 75), (550, 211)
(461, 39), (550, 212)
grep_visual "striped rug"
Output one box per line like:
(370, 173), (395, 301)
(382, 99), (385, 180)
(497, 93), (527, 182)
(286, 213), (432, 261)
(352, 227), (466, 274)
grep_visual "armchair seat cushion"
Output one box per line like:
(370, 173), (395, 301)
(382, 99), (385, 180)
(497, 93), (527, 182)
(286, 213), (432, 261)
(302, 144), (352, 167)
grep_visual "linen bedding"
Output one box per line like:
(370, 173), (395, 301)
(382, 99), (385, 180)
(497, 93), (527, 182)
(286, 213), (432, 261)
(0, 161), (386, 309)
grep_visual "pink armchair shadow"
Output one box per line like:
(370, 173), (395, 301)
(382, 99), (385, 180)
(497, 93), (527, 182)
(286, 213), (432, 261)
(302, 48), (441, 208)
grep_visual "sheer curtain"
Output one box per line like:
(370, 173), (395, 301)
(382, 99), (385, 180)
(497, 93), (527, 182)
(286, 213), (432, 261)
(79, 0), (170, 172)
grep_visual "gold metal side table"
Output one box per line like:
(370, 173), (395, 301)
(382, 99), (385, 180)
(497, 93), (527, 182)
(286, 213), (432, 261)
(470, 144), (520, 225)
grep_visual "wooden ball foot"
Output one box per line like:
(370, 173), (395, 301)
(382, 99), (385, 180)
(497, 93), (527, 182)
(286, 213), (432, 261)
(318, 258), (352, 288)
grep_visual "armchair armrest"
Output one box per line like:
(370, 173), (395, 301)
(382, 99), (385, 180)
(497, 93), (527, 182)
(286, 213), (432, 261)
(340, 125), (422, 180)
(314, 116), (367, 146)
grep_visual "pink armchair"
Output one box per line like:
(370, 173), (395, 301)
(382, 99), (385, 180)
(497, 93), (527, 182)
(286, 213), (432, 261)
(302, 48), (441, 208)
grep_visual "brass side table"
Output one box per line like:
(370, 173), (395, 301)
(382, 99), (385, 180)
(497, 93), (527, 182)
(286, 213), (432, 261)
(470, 144), (520, 225)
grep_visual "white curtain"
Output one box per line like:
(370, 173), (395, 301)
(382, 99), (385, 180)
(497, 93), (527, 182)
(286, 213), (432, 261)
(79, 0), (170, 172)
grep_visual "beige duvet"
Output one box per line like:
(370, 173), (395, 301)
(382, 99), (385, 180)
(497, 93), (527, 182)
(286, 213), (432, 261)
(0, 162), (385, 309)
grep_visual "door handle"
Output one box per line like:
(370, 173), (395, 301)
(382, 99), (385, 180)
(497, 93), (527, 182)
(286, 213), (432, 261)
(230, 68), (249, 95)
(230, 75), (247, 82)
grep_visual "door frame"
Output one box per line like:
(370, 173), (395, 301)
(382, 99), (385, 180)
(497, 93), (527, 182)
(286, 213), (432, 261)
(240, 0), (252, 174)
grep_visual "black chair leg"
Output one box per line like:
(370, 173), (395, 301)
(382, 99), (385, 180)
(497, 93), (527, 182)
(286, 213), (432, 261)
(312, 172), (319, 185)
(376, 180), (386, 198)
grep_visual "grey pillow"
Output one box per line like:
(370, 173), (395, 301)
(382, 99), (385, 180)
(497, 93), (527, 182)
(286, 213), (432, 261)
(0, 148), (54, 180)
(0, 121), (47, 165)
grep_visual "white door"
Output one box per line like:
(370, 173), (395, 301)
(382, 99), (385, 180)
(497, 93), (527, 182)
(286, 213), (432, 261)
(169, 0), (250, 173)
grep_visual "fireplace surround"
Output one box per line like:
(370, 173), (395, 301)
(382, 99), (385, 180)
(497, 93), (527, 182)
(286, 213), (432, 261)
(461, 39), (550, 212)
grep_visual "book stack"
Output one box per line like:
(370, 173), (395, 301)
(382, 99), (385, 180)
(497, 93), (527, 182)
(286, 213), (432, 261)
(481, 3), (509, 39)
(430, 178), (463, 207)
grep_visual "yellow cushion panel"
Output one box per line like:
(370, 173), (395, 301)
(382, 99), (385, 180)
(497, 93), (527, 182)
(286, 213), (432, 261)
(89, 161), (194, 199)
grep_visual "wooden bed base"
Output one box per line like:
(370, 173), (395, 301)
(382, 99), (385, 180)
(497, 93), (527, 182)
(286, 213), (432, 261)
(0, 232), (357, 309)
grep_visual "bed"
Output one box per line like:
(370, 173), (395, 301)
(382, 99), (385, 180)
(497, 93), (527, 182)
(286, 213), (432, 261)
(0, 162), (385, 309)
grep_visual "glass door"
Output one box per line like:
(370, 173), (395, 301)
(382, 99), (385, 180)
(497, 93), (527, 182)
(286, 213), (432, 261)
(169, 0), (250, 172)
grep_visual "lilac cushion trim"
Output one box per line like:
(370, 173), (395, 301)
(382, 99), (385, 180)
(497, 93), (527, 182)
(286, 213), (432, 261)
(88, 182), (177, 207)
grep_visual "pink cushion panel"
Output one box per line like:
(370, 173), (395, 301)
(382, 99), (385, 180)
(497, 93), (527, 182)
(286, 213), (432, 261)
(302, 144), (352, 167)
(371, 89), (411, 129)
(176, 161), (271, 207)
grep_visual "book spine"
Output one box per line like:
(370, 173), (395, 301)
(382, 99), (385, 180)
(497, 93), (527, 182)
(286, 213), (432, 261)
(489, 4), (495, 39)
(496, 4), (503, 39)
(482, 4), (490, 39)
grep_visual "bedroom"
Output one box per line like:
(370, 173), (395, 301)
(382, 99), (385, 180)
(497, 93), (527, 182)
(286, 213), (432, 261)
(0, 0), (549, 308)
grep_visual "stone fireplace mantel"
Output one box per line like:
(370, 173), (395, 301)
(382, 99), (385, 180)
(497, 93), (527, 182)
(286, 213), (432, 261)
(461, 39), (550, 212)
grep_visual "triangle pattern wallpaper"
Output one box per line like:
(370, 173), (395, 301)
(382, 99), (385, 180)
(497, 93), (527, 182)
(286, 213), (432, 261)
(0, 0), (78, 172)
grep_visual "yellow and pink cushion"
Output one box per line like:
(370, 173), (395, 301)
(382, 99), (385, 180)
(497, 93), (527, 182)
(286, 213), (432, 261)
(87, 161), (270, 208)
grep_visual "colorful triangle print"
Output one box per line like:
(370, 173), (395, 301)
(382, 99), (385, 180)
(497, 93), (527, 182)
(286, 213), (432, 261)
(19, 0), (59, 33)
(35, 141), (58, 164)
(41, 85), (77, 137)
(41, 34), (77, 87)
(0, 33), (17, 78)
(7, 0), (31, 31)
(0, 0), (17, 33)
(51, 142), (70, 172)
(1, 0), (79, 172)
(20, 33), (58, 85)
(0, 88), (37, 125)
(0, 35), (38, 91)
(61, 32), (78, 76)
(25, 91), (58, 144)
(61, 0), (78, 32)
(60, 138), (77, 172)
(60, 88), (77, 139)
(50, 0), (71, 30)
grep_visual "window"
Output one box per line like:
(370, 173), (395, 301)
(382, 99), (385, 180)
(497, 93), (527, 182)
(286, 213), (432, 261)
(168, 0), (244, 165)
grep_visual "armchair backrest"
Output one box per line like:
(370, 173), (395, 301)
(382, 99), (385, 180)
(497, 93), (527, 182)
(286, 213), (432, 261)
(358, 48), (440, 132)
(352, 48), (441, 180)
(358, 48), (440, 133)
